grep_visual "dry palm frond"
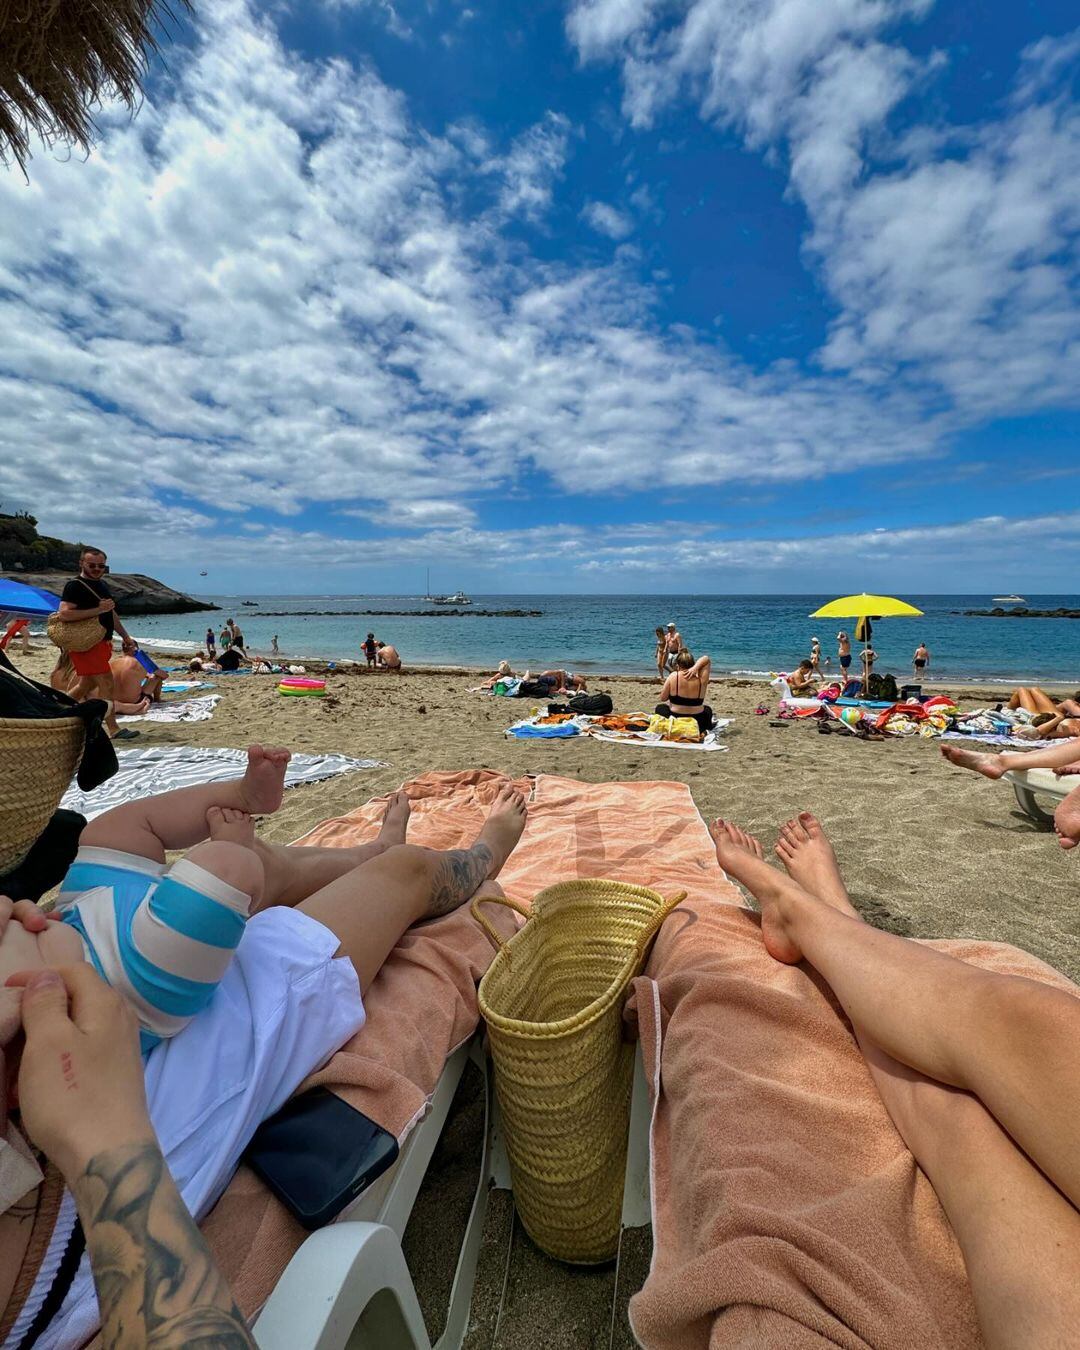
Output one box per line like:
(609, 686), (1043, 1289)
(0, 0), (192, 173)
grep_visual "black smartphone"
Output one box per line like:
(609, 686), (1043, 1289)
(244, 1088), (400, 1229)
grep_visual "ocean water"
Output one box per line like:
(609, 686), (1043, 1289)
(121, 594), (1080, 685)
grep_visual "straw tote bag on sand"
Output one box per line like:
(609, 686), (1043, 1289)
(472, 880), (684, 1264)
(47, 579), (106, 653)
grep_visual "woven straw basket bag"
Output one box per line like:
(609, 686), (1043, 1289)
(47, 612), (105, 653)
(0, 713), (85, 874)
(472, 880), (684, 1264)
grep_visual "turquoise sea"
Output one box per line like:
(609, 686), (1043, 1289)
(121, 594), (1080, 685)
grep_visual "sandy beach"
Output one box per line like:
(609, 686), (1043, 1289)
(21, 647), (1078, 981)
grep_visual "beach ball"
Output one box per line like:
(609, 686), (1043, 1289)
(839, 707), (862, 728)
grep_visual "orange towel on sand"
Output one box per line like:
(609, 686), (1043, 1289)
(628, 894), (1080, 1349)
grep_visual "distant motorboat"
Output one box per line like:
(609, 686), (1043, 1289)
(199, 570), (208, 577)
(432, 590), (472, 605)
(992, 594), (1026, 605)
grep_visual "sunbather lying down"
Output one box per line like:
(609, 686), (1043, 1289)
(0, 750), (528, 1346)
(712, 813), (1080, 1350)
(940, 737), (1080, 848)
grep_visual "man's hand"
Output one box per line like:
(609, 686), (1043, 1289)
(97, 598), (116, 615)
(6, 966), (154, 1182)
(1054, 764), (1080, 778)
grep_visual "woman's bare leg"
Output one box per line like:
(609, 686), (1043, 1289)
(738, 814), (1080, 1347)
(81, 745), (291, 862)
(296, 786), (527, 991)
(1028, 688), (1060, 715)
(940, 735), (1080, 780)
(712, 818), (1080, 1210)
(253, 789), (413, 910)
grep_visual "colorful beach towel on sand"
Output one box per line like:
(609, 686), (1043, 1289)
(117, 694), (221, 723)
(941, 730), (1065, 750)
(61, 745), (384, 820)
(506, 712), (732, 750)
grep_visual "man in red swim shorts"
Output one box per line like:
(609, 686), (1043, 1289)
(57, 547), (139, 738)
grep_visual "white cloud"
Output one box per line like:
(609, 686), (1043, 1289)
(344, 498), (478, 528)
(0, 0), (951, 569)
(582, 199), (634, 239)
(565, 2), (1080, 422)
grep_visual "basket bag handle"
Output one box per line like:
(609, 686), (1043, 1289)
(470, 893), (532, 952)
(470, 889), (687, 956)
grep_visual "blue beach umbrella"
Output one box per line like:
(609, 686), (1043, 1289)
(0, 577), (61, 617)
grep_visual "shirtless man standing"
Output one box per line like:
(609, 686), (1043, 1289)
(837, 632), (852, 681)
(913, 643), (930, 680)
(664, 623), (683, 672)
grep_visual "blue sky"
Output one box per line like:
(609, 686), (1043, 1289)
(1, 0), (1079, 594)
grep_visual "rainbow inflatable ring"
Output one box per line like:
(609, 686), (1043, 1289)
(278, 678), (327, 698)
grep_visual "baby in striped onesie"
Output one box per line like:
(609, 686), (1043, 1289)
(1, 745), (291, 1055)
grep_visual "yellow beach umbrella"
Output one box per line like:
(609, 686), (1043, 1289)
(809, 594), (923, 620)
(809, 594), (923, 690)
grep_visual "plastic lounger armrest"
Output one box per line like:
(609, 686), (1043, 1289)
(253, 1222), (432, 1350)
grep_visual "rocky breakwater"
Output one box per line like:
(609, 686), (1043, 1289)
(253, 607), (543, 618)
(963, 607), (1080, 619)
(1, 570), (216, 615)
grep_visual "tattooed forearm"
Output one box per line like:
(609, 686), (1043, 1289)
(71, 1142), (255, 1349)
(427, 843), (493, 917)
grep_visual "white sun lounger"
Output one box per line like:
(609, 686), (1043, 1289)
(253, 1040), (652, 1350)
(1002, 768), (1080, 827)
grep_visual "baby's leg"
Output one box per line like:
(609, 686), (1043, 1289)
(126, 831), (264, 1037)
(80, 745), (291, 863)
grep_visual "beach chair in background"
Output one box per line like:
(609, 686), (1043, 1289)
(252, 1041), (654, 1349)
(1002, 767), (1080, 826)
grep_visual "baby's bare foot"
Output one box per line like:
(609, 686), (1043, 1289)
(476, 785), (528, 878)
(774, 812), (856, 915)
(207, 806), (256, 848)
(239, 745), (291, 815)
(710, 817), (803, 963)
(940, 744), (1006, 779)
(379, 789), (411, 845)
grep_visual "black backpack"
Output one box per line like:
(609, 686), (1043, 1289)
(868, 672), (899, 702)
(567, 692), (614, 715)
(516, 679), (550, 698)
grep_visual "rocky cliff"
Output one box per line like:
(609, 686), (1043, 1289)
(1, 570), (216, 615)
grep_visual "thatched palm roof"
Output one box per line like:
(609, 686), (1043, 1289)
(0, 0), (192, 172)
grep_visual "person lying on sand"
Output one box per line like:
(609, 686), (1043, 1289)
(0, 756), (528, 1344)
(1007, 687), (1080, 718)
(940, 739), (1080, 848)
(524, 669), (587, 694)
(711, 812), (1080, 1343)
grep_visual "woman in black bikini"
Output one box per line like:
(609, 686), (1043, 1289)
(656, 650), (714, 735)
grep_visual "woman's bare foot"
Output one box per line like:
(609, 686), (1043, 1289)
(239, 745), (291, 815)
(475, 785), (528, 878)
(1054, 784), (1080, 851)
(710, 817), (806, 963)
(708, 818), (763, 863)
(207, 806), (256, 848)
(940, 744), (1006, 779)
(378, 789), (411, 846)
(775, 813), (857, 917)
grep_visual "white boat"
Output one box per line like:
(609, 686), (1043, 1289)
(992, 594), (1026, 605)
(432, 590), (472, 605)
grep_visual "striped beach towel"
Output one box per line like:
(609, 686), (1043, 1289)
(61, 746), (385, 820)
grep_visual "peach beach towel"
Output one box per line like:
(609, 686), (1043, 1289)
(200, 769), (708, 1317)
(628, 888), (1080, 1348)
